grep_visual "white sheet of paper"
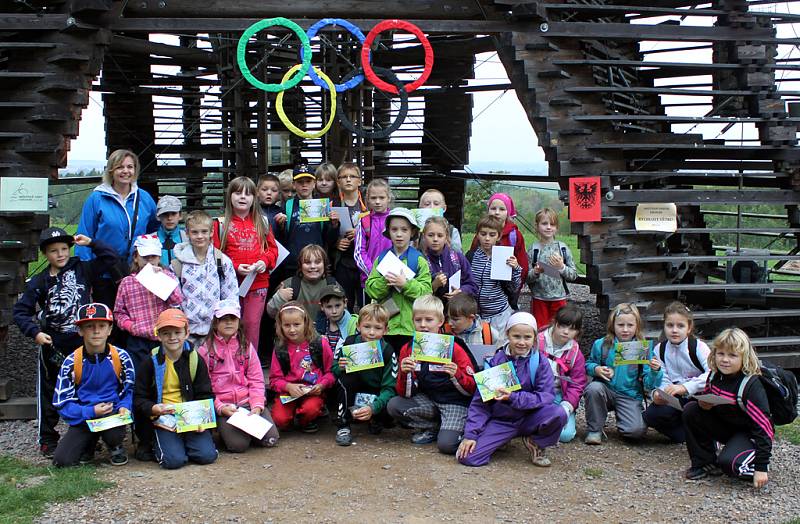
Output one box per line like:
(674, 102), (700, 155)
(135, 263), (178, 301)
(227, 407), (273, 440)
(332, 206), (354, 236)
(376, 250), (416, 280)
(448, 270), (461, 293)
(655, 389), (683, 411)
(238, 268), (258, 298)
(538, 260), (561, 278)
(272, 240), (289, 273)
(693, 393), (736, 406)
(490, 246), (514, 281)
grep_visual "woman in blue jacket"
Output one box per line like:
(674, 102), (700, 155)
(76, 149), (158, 308)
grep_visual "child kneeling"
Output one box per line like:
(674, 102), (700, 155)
(134, 309), (218, 469)
(457, 312), (567, 467)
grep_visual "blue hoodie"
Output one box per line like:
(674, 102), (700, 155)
(76, 183), (158, 264)
(585, 337), (663, 401)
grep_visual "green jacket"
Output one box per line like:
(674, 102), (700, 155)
(365, 247), (432, 336)
(332, 334), (397, 414)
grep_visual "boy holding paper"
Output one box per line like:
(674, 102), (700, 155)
(466, 215), (521, 336)
(331, 303), (397, 446)
(387, 295), (476, 454)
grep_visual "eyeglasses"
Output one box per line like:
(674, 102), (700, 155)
(338, 174), (360, 180)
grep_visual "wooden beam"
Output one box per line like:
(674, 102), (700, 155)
(111, 35), (217, 67)
(539, 21), (774, 42)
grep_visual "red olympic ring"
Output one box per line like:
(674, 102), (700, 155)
(360, 20), (434, 94)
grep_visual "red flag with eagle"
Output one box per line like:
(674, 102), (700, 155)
(569, 177), (601, 222)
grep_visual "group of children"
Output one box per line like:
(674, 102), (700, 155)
(12, 161), (781, 489)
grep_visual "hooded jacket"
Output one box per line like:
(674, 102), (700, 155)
(212, 214), (278, 293)
(585, 337), (663, 401)
(395, 338), (476, 406)
(134, 345), (213, 419)
(537, 328), (587, 413)
(76, 183), (159, 264)
(197, 334), (265, 414)
(269, 338), (335, 394)
(423, 245), (478, 300)
(354, 209), (392, 284)
(332, 334), (397, 415)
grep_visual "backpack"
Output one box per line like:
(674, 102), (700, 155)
(657, 336), (704, 374)
(537, 331), (580, 376)
(530, 241), (570, 296)
(734, 363), (798, 426)
(151, 345), (199, 403)
(375, 246), (422, 276)
(466, 248), (519, 310)
(72, 345), (123, 385)
(171, 248), (226, 281)
(290, 275), (338, 302)
(275, 337), (325, 376)
(483, 346), (540, 389)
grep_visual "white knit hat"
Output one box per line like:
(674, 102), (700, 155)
(505, 312), (537, 333)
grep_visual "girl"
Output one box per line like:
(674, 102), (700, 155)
(355, 178), (394, 286)
(537, 303), (587, 443)
(420, 216), (477, 306)
(269, 301), (335, 433)
(267, 245), (337, 321)
(418, 189), (462, 252)
(527, 208), (578, 328)
(197, 300), (280, 452)
(457, 312), (567, 467)
(469, 192), (529, 288)
(583, 303), (662, 444)
(114, 233), (183, 370)
(213, 176), (278, 352)
(315, 162), (338, 199)
(365, 207), (433, 352)
(645, 302), (710, 443)
(682, 328), (772, 488)
(331, 162), (368, 310)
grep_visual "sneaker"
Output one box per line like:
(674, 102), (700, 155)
(522, 436), (551, 467)
(584, 431), (604, 445)
(39, 443), (56, 459)
(367, 419), (383, 435)
(109, 446), (128, 467)
(335, 427), (353, 446)
(301, 422), (319, 434)
(685, 464), (722, 480)
(79, 447), (95, 465)
(134, 445), (155, 462)
(410, 430), (437, 445)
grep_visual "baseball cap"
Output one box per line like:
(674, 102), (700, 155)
(39, 227), (74, 251)
(293, 164), (315, 181)
(319, 283), (346, 302)
(156, 195), (182, 216)
(75, 303), (114, 324)
(382, 207), (419, 239)
(214, 299), (241, 319)
(134, 234), (162, 257)
(155, 309), (189, 335)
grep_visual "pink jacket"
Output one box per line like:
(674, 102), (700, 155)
(269, 338), (334, 395)
(354, 210), (392, 284)
(197, 334), (265, 413)
(537, 331), (587, 410)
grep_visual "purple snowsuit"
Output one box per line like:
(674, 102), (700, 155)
(424, 245), (479, 300)
(460, 347), (567, 467)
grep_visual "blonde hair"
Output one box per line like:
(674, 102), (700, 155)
(337, 162), (361, 180)
(412, 295), (445, 321)
(278, 169), (293, 187)
(708, 327), (761, 376)
(603, 303), (645, 349)
(103, 149), (139, 186)
(221, 176), (269, 252)
(185, 210), (213, 231)
(275, 301), (316, 346)
(315, 162), (337, 182)
(534, 208), (559, 239)
(358, 303), (389, 327)
(421, 216), (451, 251)
(366, 178), (395, 207)
(419, 189), (446, 207)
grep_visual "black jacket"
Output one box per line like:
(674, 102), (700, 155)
(134, 346), (214, 419)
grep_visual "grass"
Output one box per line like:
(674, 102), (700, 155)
(583, 467), (604, 479)
(0, 455), (111, 524)
(777, 418), (800, 445)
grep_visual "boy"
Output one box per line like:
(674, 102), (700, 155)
(277, 168), (294, 203)
(274, 164), (339, 276)
(52, 303), (135, 467)
(418, 189), (462, 252)
(445, 293), (501, 349)
(386, 295), (476, 455)
(314, 283), (359, 352)
(332, 303), (397, 446)
(466, 215), (521, 335)
(257, 173), (283, 233)
(332, 162), (368, 311)
(155, 195), (187, 267)
(134, 309), (218, 470)
(171, 210), (238, 346)
(13, 228), (116, 457)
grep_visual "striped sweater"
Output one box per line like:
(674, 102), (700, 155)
(470, 248), (521, 318)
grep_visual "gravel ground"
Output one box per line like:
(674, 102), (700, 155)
(0, 324), (39, 398)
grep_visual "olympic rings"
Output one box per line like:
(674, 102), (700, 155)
(336, 67), (408, 139)
(237, 17), (311, 93)
(276, 65), (338, 139)
(304, 18), (368, 92)
(361, 20), (434, 94)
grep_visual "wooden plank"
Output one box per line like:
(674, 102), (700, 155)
(645, 309), (800, 322)
(637, 283), (800, 292)
(606, 189), (800, 205)
(539, 21), (773, 42)
(627, 255), (800, 264)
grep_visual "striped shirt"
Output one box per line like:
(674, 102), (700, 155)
(470, 248), (521, 318)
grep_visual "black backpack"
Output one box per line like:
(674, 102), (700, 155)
(465, 249), (519, 310)
(735, 362), (798, 426)
(657, 336), (705, 374)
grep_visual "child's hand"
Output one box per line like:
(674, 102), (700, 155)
(443, 288), (461, 300)
(306, 384), (323, 396)
(533, 263), (543, 275)
(274, 213), (287, 226)
(494, 387), (512, 402)
(34, 332), (53, 346)
(506, 255), (519, 269)
(73, 234), (92, 246)
(117, 407), (129, 416)
(336, 237), (352, 251)
(698, 400), (713, 410)
(278, 287), (294, 301)
(237, 263), (252, 276)
(651, 390), (667, 405)
(93, 402), (113, 416)
(346, 230), (355, 240)
(441, 361), (458, 378)
(432, 273), (447, 291)
(338, 357), (349, 370)
(220, 404), (237, 417)
(753, 471), (768, 488)
(250, 407), (263, 416)
(595, 366), (614, 380)
(352, 406), (373, 421)
(151, 265), (163, 273)
(330, 210), (340, 223)
(400, 356), (417, 373)
(385, 271), (407, 288)
(286, 383), (307, 398)
(649, 358), (661, 372)
(664, 384), (687, 397)
(252, 260), (267, 273)
(456, 439), (476, 460)
(548, 253), (565, 270)
(152, 403), (175, 416)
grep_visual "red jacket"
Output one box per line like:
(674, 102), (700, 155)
(269, 339), (335, 394)
(213, 215), (278, 292)
(396, 339), (476, 406)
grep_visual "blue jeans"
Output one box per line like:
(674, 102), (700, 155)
(153, 428), (217, 470)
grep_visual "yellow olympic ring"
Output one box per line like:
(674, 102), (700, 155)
(276, 65), (337, 139)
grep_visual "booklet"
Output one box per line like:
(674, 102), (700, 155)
(655, 388), (683, 411)
(279, 386), (312, 404)
(411, 332), (455, 364)
(693, 393), (736, 406)
(331, 206), (354, 236)
(86, 412), (133, 433)
(238, 268), (258, 298)
(475, 361), (522, 402)
(410, 207), (444, 229)
(375, 250), (416, 281)
(135, 263), (178, 301)
(171, 399), (217, 433)
(490, 246), (514, 281)
(538, 260), (561, 278)
(613, 340), (651, 366)
(341, 340), (384, 373)
(299, 198), (331, 223)
(227, 407), (273, 440)
(353, 392), (377, 409)
(448, 270), (461, 293)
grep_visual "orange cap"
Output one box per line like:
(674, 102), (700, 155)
(154, 309), (189, 335)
